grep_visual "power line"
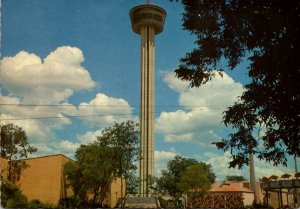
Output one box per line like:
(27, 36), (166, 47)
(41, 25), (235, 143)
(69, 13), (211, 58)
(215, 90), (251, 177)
(0, 103), (232, 109)
(0, 113), (140, 121)
(0, 103), (133, 107)
(0, 103), (232, 121)
(0, 106), (230, 121)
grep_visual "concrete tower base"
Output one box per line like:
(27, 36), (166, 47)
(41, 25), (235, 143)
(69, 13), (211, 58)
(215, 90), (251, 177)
(124, 196), (160, 208)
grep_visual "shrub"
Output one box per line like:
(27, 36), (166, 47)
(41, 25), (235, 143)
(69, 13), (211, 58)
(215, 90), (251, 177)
(1, 178), (28, 207)
(28, 199), (56, 208)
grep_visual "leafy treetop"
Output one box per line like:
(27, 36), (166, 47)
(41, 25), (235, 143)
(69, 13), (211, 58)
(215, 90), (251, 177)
(172, 0), (300, 167)
(0, 123), (37, 182)
(156, 155), (215, 197)
(177, 164), (211, 195)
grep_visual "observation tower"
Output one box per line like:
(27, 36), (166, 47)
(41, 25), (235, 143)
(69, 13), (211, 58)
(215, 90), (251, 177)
(130, 2), (166, 197)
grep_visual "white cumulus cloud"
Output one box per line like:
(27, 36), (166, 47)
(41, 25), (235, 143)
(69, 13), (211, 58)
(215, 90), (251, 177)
(155, 150), (178, 176)
(59, 140), (80, 153)
(156, 71), (243, 145)
(73, 93), (136, 127)
(202, 151), (293, 181)
(76, 129), (104, 144)
(203, 151), (243, 181)
(0, 46), (135, 158)
(0, 46), (96, 104)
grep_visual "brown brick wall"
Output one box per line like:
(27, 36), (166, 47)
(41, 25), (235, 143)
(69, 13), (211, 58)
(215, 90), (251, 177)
(0, 157), (8, 178)
(2, 154), (124, 206)
(18, 154), (71, 204)
(105, 178), (126, 208)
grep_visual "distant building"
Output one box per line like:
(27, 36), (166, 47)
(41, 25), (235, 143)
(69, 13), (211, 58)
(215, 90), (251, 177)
(17, 154), (71, 204)
(187, 181), (263, 208)
(209, 181), (255, 206)
(1, 154), (124, 207)
(260, 173), (300, 208)
(185, 177), (300, 208)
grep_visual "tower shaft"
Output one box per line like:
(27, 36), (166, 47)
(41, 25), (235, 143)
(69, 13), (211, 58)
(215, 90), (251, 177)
(140, 26), (155, 196)
(249, 153), (256, 195)
(130, 4), (166, 197)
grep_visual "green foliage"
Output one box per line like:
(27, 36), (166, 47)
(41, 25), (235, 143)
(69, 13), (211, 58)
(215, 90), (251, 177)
(97, 120), (139, 198)
(147, 174), (158, 193)
(244, 205), (253, 209)
(177, 164), (211, 194)
(77, 142), (114, 207)
(126, 172), (139, 194)
(1, 178), (55, 208)
(0, 123), (37, 182)
(226, 175), (247, 181)
(156, 155), (215, 198)
(1, 178), (28, 208)
(28, 199), (56, 209)
(172, 0), (300, 167)
(63, 161), (89, 207)
(63, 142), (114, 207)
(28, 199), (43, 208)
(63, 120), (139, 207)
(177, 164), (211, 208)
(1, 183), (59, 209)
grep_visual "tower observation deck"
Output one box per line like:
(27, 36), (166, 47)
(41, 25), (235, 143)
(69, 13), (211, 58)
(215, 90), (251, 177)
(130, 4), (166, 197)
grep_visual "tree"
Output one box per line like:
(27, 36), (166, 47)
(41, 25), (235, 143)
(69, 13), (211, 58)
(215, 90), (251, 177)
(63, 161), (89, 207)
(157, 155), (215, 198)
(177, 164), (211, 208)
(63, 121), (139, 207)
(125, 172), (139, 195)
(0, 178), (28, 208)
(0, 123), (37, 182)
(172, 0), (300, 167)
(63, 142), (114, 207)
(226, 175), (247, 182)
(77, 142), (114, 207)
(97, 121), (139, 198)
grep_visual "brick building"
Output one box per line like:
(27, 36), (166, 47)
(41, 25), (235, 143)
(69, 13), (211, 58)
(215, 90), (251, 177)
(17, 154), (71, 204)
(0, 154), (124, 207)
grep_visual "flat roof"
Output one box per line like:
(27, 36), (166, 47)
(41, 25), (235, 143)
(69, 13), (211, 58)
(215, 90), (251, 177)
(14, 154), (73, 162)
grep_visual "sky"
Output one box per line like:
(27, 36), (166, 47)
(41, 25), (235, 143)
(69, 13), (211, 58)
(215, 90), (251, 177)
(0, 0), (297, 181)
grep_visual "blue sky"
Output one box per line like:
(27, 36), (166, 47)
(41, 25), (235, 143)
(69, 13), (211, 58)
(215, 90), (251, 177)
(1, 0), (297, 180)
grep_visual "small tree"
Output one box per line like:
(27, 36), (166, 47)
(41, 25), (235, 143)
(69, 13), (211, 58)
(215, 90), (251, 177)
(0, 178), (28, 208)
(97, 121), (139, 198)
(76, 143), (114, 207)
(63, 161), (89, 207)
(63, 142), (114, 207)
(157, 155), (215, 198)
(0, 123), (37, 183)
(126, 172), (139, 195)
(157, 156), (198, 197)
(177, 164), (211, 208)
(63, 121), (139, 207)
